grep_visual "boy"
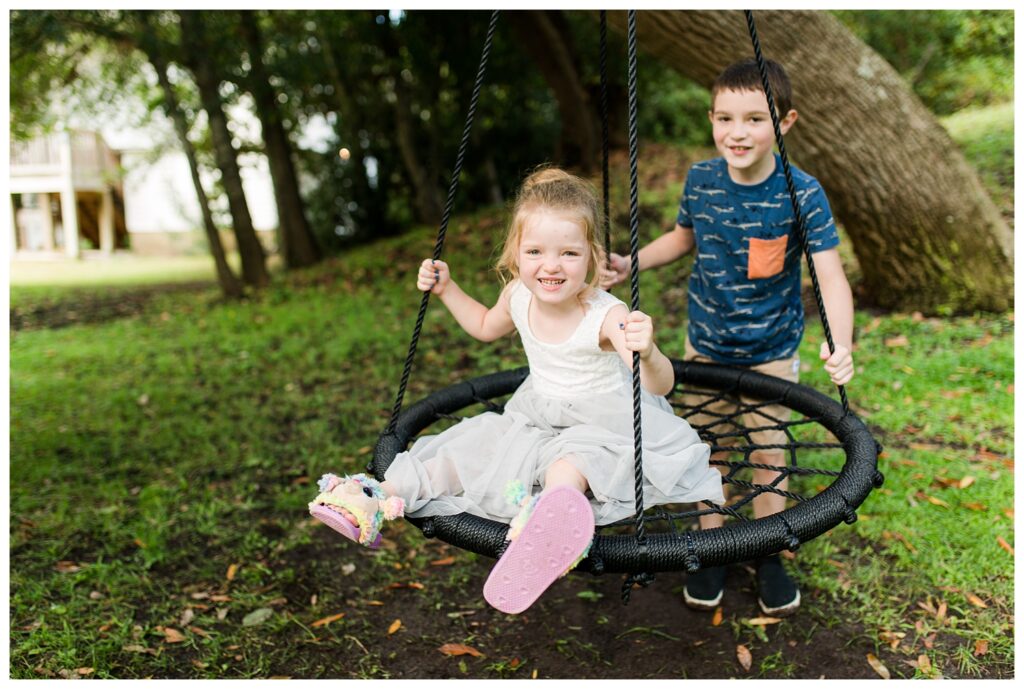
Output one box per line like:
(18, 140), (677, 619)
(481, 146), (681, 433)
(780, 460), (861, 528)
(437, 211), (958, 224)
(600, 59), (855, 616)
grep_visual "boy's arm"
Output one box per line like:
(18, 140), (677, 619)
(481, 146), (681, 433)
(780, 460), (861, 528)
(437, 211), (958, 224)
(600, 224), (695, 288)
(811, 248), (855, 385)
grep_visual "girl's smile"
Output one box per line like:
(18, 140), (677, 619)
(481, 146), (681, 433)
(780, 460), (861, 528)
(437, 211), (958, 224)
(517, 210), (590, 309)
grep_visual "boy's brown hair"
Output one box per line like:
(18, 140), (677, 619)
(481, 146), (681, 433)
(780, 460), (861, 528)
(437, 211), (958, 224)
(711, 59), (793, 118)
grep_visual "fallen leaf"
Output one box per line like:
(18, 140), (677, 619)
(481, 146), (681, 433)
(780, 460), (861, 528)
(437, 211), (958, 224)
(957, 476), (976, 489)
(122, 644), (157, 655)
(89, 591), (104, 600)
(357, 446), (372, 455)
(746, 616), (783, 626)
(226, 563), (239, 581)
(965, 593), (988, 609)
(311, 613), (346, 628)
(923, 632), (936, 649)
(973, 639), (989, 656)
(161, 627), (186, 643)
(935, 601), (947, 625)
(884, 335), (909, 348)
(33, 666), (54, 677)
(711, 607), (723, 627)
(189, 626), (211, 638)
(387, 619), (402, 635)
(917, 654), (932, 673)
(509, 658), (521, 669)
(879, 630), (905, 650)
(190, 592), (211, 600)
(76, 667), (94, 676)
(54, 561), (81, 573)
(866, 653), (890, 679)
(242, 608), (274, 627)
(1003, 509), (1014, 520)
(962, 502), (988, 512)
(438, 643), (484, 658)
(430, 556), (456, 566)
(386, 582), (424, 590)
(191, 660), (208, 669)
(924, 495), (949, 508)
(341, 563), (356, 575)
(210, 594), (232, 602)
(736, 644), (752, 671)
(366, 600), (385, 606)
(917, 599), (938, 616)
(996, 536), (1014, 555)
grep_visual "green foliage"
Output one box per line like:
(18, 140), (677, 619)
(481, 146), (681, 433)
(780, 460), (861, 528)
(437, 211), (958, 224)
(941, 103), (1014, 213)
(833, 10), (1013, 115)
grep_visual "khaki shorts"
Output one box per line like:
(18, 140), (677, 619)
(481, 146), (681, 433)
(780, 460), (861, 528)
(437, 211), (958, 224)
(682, 337), (800, 450)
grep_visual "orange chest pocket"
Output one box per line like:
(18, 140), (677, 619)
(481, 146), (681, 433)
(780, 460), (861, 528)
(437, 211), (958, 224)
(747, 234), (789, 280)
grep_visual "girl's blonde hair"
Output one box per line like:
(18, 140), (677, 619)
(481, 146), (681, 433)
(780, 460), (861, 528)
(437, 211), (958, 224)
(495, 166), (604, 290)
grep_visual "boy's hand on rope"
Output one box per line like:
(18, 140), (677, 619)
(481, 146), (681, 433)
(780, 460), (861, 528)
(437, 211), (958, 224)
(622, 310), (655, 359)
(417, 259), (451, 295)
(820, 342), (855, 386)
(598, 253), (629, 289)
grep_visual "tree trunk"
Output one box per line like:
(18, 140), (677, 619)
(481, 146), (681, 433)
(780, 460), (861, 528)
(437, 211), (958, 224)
(137, 15), (242, 299)
(604, 10), (1012, 314)
(179, 10), (269, 288)
(237, 10), (320, 269)
(508, 10), (600, 173)
(377, 20), (443, 226)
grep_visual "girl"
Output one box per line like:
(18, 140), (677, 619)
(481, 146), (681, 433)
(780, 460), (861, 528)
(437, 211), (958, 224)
(310, 168), (724, 614)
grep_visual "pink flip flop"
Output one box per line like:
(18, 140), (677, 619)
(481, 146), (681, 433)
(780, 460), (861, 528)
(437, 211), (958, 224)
(309, 503), (384, 549)
(483, 485), (595, 614)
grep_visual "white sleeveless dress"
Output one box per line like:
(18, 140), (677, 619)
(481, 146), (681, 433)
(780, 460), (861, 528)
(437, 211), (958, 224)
(384, 280), (724, 525)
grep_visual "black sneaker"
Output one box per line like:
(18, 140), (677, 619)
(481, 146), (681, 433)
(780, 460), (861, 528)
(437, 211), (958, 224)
(756, 555), (801, 616)
(683, 565), (726, 610)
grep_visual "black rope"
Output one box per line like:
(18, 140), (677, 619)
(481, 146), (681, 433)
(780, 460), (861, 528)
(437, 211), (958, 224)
(623, 9), (655, 603)
(743, 10), (849, 413)
(385, 10), (500, 435)
(599, 10), (611, 265)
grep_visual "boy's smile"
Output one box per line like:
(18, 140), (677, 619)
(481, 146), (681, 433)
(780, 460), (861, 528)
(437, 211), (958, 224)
(709, 87), (798, 185)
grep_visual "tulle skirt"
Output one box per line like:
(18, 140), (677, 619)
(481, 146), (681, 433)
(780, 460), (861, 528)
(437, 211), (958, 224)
(384, 375), (725, 526)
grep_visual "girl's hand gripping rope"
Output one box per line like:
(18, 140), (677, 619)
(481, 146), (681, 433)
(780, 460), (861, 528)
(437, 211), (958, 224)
(417, 258), (451, 295)
(622, 310), (656, 359)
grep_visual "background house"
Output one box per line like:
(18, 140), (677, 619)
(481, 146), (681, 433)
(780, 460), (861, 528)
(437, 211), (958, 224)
(9, 126), (277, 258)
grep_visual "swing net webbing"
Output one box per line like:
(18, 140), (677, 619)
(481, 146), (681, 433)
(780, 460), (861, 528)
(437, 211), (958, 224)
(371, 359), (881, 575)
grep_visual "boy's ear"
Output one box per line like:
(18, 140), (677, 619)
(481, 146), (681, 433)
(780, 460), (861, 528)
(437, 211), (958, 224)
(779, 109), (799, 134)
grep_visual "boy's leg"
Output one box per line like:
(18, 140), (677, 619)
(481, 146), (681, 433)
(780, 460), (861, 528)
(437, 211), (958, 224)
(743, 353), (802, 616)
(682, 338), (734, 609)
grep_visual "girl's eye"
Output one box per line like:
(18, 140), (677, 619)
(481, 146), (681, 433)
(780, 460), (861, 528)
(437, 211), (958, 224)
(362, 486), (374, 497)
(525, 249), (540, 255)
(563, 251), (579, 257)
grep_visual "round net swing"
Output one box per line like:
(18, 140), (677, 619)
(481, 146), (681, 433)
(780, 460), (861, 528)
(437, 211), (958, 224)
(369, 10), (882, 596)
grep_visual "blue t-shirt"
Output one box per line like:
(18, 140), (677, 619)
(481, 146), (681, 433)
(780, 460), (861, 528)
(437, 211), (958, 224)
(676, 154), (839, 365)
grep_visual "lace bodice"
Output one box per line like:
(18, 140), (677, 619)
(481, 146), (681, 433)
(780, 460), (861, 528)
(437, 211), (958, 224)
(509, 280), (630, 398)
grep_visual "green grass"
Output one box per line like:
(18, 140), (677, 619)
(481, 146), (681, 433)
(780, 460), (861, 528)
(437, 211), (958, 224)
(9, 134), (1014, 678)
(941, 102), (1014, 216)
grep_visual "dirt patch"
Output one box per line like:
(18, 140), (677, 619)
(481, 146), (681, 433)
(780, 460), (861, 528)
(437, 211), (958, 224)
(254, 530), (1007, 680)
(10, 281), (215, 332)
